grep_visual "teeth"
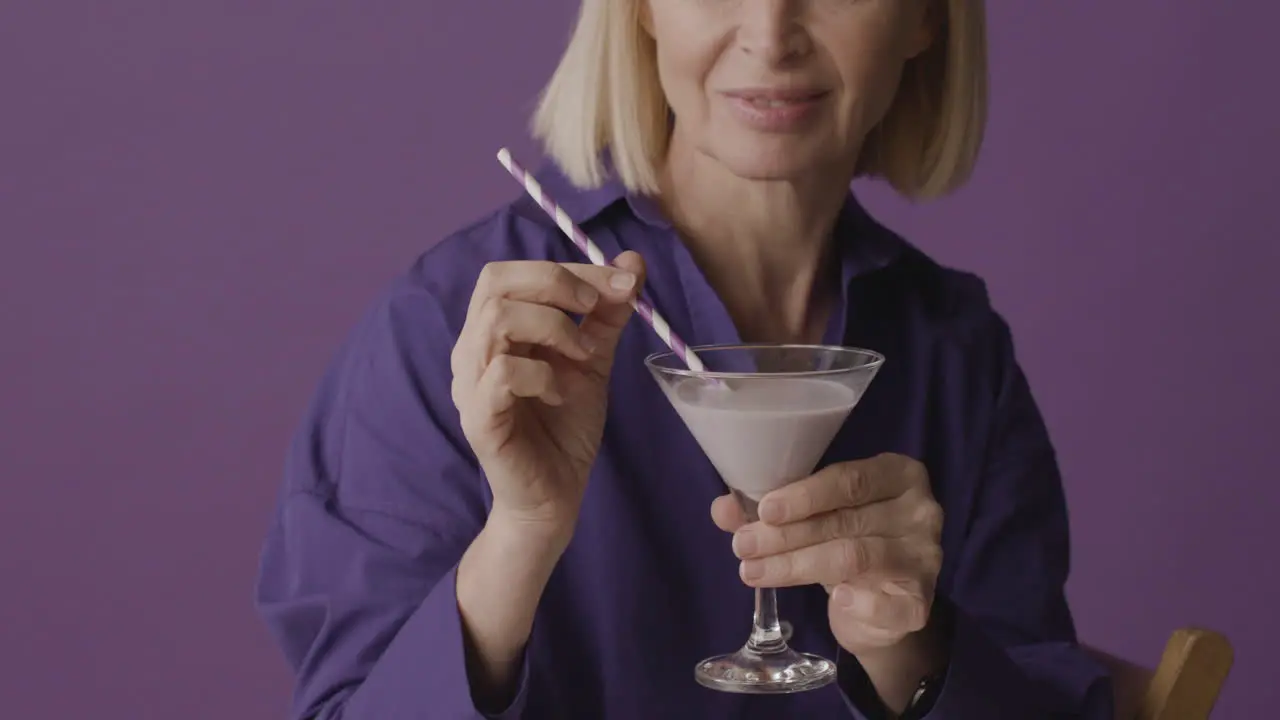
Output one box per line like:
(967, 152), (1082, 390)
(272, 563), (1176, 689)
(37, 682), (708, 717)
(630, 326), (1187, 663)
(750, 99), (800, 108)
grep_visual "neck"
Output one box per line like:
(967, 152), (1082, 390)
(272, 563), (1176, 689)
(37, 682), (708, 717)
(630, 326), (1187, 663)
(656, 128), (856, 344)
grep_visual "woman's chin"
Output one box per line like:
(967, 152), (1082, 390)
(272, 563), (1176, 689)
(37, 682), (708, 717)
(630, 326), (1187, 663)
(706, 141), (841, 183)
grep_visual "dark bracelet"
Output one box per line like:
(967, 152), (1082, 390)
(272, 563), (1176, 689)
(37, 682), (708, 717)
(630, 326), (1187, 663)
(840, 595), (954, 719)
(899, 594), (955, 718)
(899, 669), (945, 719)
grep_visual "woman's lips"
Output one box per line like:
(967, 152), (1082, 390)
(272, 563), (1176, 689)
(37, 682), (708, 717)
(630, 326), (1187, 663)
(721, 89), (829, 132)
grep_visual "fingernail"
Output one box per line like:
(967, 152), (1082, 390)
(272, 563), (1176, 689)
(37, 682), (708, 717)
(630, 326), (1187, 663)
(758, 498), (785, 524)
(579, 334), (598, 355)
(835, 585), (875, 614)
(610, 272), (636, 291)
(833, 584), (858, 610)
(732, 531), (757, 558)
(577, 285), (599, 306)
(740, 560), (764, 582)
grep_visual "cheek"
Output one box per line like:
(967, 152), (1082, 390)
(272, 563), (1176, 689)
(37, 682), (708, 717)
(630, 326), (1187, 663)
(856, 62), (906, 129)
(831, 44), (908, 132)
(650, 26), (722, 120)
(826, 15), (922, 130)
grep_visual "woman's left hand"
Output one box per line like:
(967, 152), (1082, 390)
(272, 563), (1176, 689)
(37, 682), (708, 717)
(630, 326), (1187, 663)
(710, 453), (944, 654)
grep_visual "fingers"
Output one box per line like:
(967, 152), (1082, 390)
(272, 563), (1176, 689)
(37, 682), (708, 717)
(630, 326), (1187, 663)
(758, 454), (929, 524)
(829, 579), (931, 641)
(710, 494), (748, 532)
(576, 251), (646, 363)
(454, 256), (645, 383)
(472, 298), (595, 366)
(460, 355), (560, 446)
(731, 497), (907, 559)
(738, 536), (919, 588)
(456, 256), (646, 385)
(481, 353), (560, 408)
(467, 260), (638, 318)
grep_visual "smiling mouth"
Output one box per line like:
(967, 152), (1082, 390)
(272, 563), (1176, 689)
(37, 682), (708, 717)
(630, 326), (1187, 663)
(743, 98), (818, 108)
(722, 90), (829, 107)
(718, 88), (830, 131)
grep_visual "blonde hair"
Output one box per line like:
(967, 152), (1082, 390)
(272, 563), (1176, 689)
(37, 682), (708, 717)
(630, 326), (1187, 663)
(530, 0), (988, 201)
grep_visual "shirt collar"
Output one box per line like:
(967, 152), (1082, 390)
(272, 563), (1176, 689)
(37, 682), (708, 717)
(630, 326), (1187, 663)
(530, 157), (631, 227)
(529, 158), (908, 282)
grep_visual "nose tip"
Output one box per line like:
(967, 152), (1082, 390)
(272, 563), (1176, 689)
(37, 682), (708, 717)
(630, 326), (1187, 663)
(736, 5), (811, 64)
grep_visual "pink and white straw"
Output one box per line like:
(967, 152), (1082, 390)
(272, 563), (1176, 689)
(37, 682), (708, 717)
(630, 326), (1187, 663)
(496, 148), (707, 373)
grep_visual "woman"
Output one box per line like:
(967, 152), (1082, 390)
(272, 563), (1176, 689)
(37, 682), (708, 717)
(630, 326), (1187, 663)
(256, 1), (1113, 718)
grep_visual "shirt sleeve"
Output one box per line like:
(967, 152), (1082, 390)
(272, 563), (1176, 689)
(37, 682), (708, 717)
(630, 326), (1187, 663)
(253, 276), (530, 720)
(839, 309), (1115, 719)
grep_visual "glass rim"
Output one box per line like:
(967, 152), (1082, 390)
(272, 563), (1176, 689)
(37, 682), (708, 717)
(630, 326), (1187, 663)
(643, 342), (885, 380)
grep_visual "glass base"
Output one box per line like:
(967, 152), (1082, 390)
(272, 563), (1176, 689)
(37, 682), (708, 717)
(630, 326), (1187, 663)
(694, 646), (837, 694)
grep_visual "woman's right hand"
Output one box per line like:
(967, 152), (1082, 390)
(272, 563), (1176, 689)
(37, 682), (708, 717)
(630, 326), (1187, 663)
(451, 252), (646, 546)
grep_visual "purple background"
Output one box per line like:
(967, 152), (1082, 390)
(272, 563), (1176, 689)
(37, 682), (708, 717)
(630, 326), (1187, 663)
(2, 2), (1276, 718)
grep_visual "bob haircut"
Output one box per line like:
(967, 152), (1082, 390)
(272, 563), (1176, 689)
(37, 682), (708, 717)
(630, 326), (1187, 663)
(531, 0), (987, 201)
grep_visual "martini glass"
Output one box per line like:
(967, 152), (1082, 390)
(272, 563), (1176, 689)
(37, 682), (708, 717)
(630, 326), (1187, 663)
(645, 343), (884, 694)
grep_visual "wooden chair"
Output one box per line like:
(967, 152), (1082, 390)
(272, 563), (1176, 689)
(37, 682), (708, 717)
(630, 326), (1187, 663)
(1085, 628), (1234, 720)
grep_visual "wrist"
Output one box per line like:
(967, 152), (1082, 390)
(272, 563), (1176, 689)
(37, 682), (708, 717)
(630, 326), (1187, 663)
(854, 625), (944, 667)
(846, 628), (946, 716)
(457, 515), (568, 665)
(457, 516), (566, 711)
(483, 508), (575, 565)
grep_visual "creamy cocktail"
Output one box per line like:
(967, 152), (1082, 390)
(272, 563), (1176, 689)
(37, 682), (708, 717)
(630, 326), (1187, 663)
(646, 344), (883, 694)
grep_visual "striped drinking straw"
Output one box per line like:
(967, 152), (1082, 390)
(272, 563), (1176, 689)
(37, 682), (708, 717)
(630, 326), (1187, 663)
(496, 148), (709, 374)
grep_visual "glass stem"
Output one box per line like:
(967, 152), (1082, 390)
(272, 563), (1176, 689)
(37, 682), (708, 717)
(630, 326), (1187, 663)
(746, 587), (788, 654)
(733, 490), (789, 656)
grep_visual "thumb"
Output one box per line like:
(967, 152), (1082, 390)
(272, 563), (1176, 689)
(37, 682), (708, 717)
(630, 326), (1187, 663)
(578, 250), (646, 366)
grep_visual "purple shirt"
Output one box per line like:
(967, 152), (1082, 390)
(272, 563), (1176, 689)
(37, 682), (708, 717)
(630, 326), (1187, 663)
(254, 163), (1113, 719)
